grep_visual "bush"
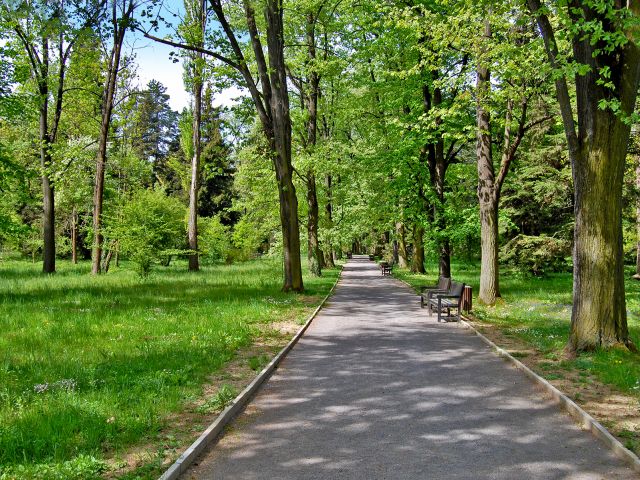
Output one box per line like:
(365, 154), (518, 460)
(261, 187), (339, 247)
(500, 234), (571, 276)
(199, 216), (232, 263)
(110, 189), (186, 276)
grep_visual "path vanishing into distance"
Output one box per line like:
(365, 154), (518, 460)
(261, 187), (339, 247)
(184, 256), (636, 479)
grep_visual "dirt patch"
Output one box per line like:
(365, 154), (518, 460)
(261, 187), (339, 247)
(465, 316), (640, 455)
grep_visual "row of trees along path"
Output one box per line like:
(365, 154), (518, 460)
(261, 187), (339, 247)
(3, 0), (639, 355)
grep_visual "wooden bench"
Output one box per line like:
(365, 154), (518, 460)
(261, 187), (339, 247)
(380, 262), (393, 276)
(420, 276), (451, 309)
(428, 281), (465, 322)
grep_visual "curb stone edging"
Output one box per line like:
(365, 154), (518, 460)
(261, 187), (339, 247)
(458, 317), (640, 474)
(393, 276), (640, 474)
(157, 267), (344, 480)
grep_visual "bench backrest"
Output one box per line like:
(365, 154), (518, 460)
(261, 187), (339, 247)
(449, 281), (465, 298)
(438, 276), (451, 290)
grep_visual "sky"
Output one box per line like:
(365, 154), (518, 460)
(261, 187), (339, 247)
(131, 1), (243, 112)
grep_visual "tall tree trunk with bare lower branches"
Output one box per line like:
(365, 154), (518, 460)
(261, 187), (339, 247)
(92, 0), (132, 275)
(186, 0), (207, 272)
(265, 1), (303, 291)
(527, 0), (640, 351)
(9, 2), (104, 273)
(476, 20), (499, 305)
(188, 77), (202, 271)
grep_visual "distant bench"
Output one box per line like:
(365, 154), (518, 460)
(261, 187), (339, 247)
(379, 262), (393, 276)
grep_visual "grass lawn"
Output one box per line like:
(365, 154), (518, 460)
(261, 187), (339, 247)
(394, 262), (640, 453)
(0, 258), (340, 479)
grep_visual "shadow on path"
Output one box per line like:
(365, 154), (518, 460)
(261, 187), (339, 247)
(184, 256), (636, 480)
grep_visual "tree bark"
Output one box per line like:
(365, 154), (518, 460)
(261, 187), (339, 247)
(411, 225), (425, 273)
(476, 20), (500, 304)
(38, 36), (56, 274)
(636, 155), (640, 278)
(91, 1), (130, 275)
(188, 0), (206, 272)
(324, 174), (335, 268)
(188, 79), (202, 271)
(570, 112), (630, 350)
(71, 208), (78, 264)
(265, 0), (303, 291)
(396, 222), (409, 268)
(307, 173), (321, 275)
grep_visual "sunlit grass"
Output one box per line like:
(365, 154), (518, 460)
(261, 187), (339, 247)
(0, 258), (340, 479)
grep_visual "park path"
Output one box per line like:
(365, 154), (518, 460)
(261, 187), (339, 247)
(183, 256), (636, 479)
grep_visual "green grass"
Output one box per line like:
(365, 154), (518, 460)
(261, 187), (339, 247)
(0, 258), (340, 479)
(394, 263), (640, 396)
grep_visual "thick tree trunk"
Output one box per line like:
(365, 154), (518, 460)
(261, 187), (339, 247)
(476, 20), (500, 304)
(41, 153), (56, 274)
(266, 1), (303, 292)
(396, 222), (409, 268)
(38, 38), (55, 274)
(411, 225), (425, 273)
(527, 0), (640, 353)
(71, 208), (78, 264)
(569, 114), (630, 351)
(91, 15), (126, 275)
(479, 195), (500, 303)
(188, 77), (203, 272)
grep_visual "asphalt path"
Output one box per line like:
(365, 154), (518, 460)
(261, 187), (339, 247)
(184, 256), (636, 479)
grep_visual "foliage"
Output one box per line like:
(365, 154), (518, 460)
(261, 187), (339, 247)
(199, 215), (232, 263)
(500, 234), (571, 276)
(108, 189), (186, 276)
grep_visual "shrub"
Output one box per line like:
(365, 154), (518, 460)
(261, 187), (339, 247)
(199, 216), (232, 263)
(110, 189), (186, 276)
(500, 234), (571, 276)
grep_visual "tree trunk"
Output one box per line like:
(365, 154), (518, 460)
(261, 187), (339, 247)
(307, 172), (321, 276)
(41, 153), (56, 274)
(188, 76), (203, 272)
(636, 155), (640, 278)
(476, 20), (500, 304)
(91, 10), (127, 275)
(411, 225), (425, 273)
(71, 208), (78, 264)
(38, 37), (55, 274)
(324, 174), (335, 268)
(569, 114), (630, 350)
(526, 0), (640, 351)
(439, 239), (451, 278)
(396, 222), (409, 268)
(266, 1), (303, 292)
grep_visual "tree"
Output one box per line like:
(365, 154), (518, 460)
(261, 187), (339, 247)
(527, 0), (640, 351)
(143, 0), (304, 291)
(92, 0), (138, 275)
(1, 0), (103, 273)
(181, 0), (208, 272)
